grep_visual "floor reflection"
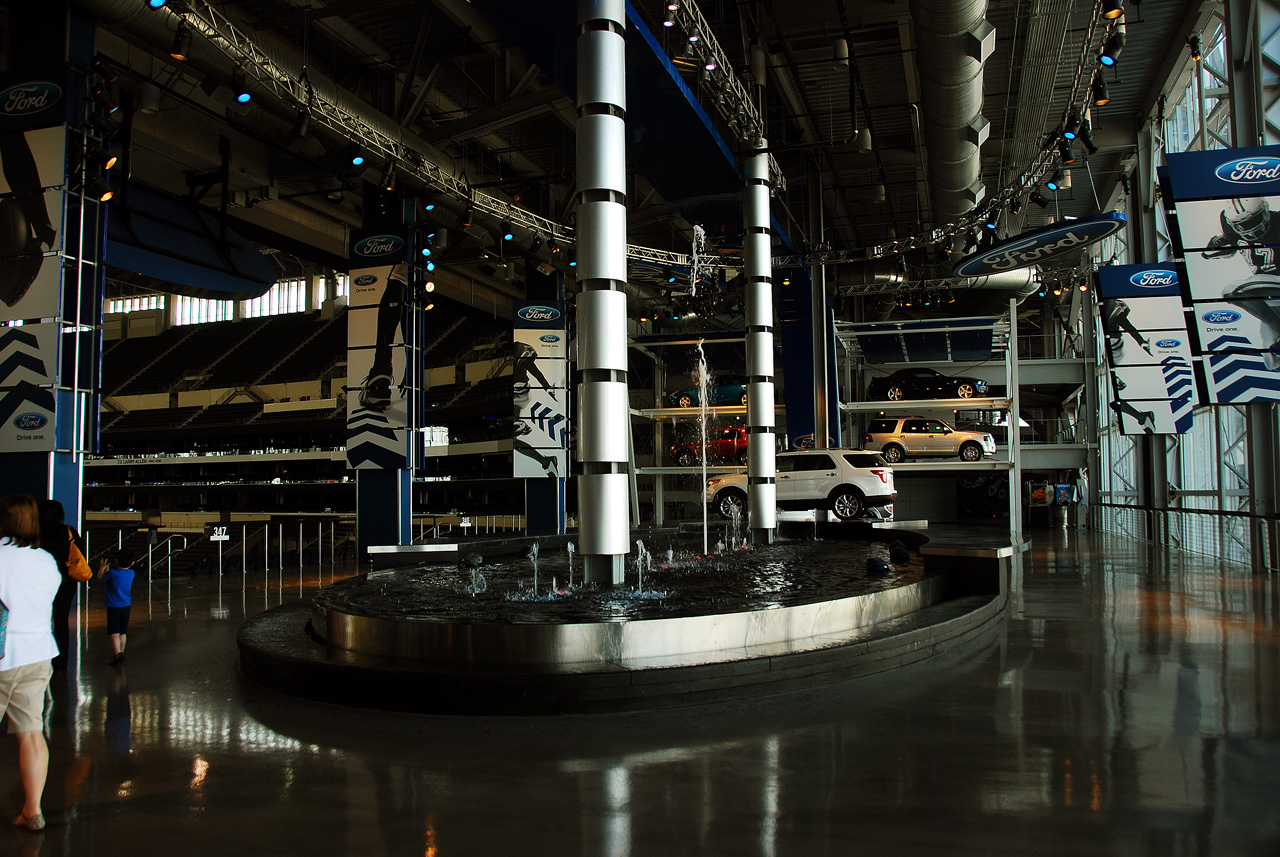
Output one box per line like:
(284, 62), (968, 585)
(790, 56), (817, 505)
(2, 534), (1278, 855)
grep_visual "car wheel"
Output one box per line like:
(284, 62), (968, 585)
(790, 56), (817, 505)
(881, 444), (905, 464)
(678, 394), (695, 408)
(676, 450), (696, 467)
(715, 488), (747, 520)
(956, 383), (976, 398)
(831, 488), (865, 521)
(740, 392), (748, 406)
(886, 385), (904, 401)
(959, 442), (982, 462)
(736, 449), (748, 465)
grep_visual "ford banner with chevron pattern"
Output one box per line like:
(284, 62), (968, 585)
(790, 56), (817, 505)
(512, 301), (568, 478)
(1167, 145), (1280, 403)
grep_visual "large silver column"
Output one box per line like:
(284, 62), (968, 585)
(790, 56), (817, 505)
(744, 145), (777, 544)
(576, 0), (629, 585)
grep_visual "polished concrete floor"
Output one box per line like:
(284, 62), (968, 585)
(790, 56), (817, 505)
(3, 529), (1279, 856)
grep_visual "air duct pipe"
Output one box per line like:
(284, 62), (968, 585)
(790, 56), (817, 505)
(910, 0), (995, 222)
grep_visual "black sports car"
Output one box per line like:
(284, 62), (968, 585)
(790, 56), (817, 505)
(867, 368), (988, 401)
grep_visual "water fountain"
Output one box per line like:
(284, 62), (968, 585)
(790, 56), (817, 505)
(566, 542), (574, 588)
(695, 339), (711, 557)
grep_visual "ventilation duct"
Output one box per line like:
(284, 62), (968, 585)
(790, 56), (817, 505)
(910, 0), (994, 223)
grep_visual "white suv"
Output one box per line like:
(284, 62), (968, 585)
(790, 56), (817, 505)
(705, 449), (895, 521)
(864, 416), (996, 463)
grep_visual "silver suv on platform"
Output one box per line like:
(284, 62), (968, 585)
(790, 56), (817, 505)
(705, 449), (895, 521)
(864, 416), (996, 463)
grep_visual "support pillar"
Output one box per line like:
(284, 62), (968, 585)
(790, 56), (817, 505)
(576, 0), (629, 585)
(744, 146), (777, 544)
(809, 174), (830, 449)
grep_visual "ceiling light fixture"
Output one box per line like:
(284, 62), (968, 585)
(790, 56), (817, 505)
(1058, 138), (1077, 165)
(1046, 168), (1063, 192)
(349, 145), (364, 167)
(88, 144), (117, 171)
(1091, 75), (1111, 106)
(1098, 27), (1126, 67)
(528, 235), (544, 254)
(1078, 120), (1099, 155)
(231, 69), (251, 103)
(501, 221), (514, 241)
(1030, 191), (1049, 209)
(148, 0), (167, 7)
(1063, 110), (1081, 140)
(92, 87), (118, 114)
(1187, 35), (1202, 62)
(1102, 0), (1124, 20)
(381, 162), (396, 192)
(170, 24), (192, 61)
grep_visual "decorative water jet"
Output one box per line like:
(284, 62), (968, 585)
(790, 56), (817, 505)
(527, 542), (540, 595)
(566, 542), (575, 588)
(695, 339), (711, 557)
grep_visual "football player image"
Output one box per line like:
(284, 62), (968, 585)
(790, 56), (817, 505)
(1103, 299), (1153, 359)
(1202, 198), (1280, 368)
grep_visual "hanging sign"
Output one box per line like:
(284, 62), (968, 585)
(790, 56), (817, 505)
(952, 212), (1127, 277)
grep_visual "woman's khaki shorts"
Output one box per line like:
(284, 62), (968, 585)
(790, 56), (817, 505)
(0, 661), (52, 734)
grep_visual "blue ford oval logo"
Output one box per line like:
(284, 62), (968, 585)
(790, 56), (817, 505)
(1130, 270), (1177, 288)
(1156, 339), (1182, 349)
(1215, 157), (1280, 184)
(517, 305), (561, 323)
(0, 82), (62, 116)
(1202, 310), (1242, 324)
(353, 275), (378, 286)
(954, 213), (1127, 277)
(539, 334), (560, 343)
(13, 413), (47, 430)
(354, 234), (404, 257)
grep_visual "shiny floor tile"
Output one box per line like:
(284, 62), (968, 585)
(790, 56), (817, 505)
(3, 531), (1279, 856)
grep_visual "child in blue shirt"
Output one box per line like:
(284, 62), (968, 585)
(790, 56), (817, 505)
(98, 550), (135, 666)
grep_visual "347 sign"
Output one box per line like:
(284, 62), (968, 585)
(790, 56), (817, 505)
(207, 525), (230, 542)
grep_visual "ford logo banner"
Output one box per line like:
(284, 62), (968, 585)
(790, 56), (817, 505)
(517, 305), (562, 323)
(1215, 157), (1280, 184)
(539, 334), (561, 343)
(13, 413), (47, 430)
(1130, 270), (1177, 288)
(353, 275), (378, 286)
(0, 82), (62, 116)
(953, 212), (1127, 277)
(1202, 310), (1242, 324)
(353, 235), (404, 257)
(1156, 339), (1182, 349)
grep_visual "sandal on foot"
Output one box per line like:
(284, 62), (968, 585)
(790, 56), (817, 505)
(12, 812), (45, 831)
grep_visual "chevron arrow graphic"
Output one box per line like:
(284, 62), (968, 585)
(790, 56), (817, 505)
(0, 350), (49, 387)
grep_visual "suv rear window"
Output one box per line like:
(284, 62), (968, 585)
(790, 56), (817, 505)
(867, 419), (896, 433)
(843, 453), (885, 468)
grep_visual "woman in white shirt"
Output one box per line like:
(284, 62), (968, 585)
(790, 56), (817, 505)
(0, 494), (61, 831)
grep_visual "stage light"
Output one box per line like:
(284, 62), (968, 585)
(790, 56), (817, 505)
(1079, 283), (1089, 292)
(381, 162), (396, 192)
(1046, 168), (1063, 192)
(425, 260), (435, 272)
(501, 221), (513, 241)
(421, 246), (432, 257)
(88, 110), (119, 138)
(704, 60), (717, 71)
(148, 0), (167, 7)
(568, 249), (577, 268)
(170, 24), (192, 61)
(1120, 174), (1132, 196)
(461, 205), (474, 227)
(92, 87), (118, 114)
(291, 109), (310, 138)
(423, 303), (435, 311)
(1063, 111), (1080, 140)
(231, 69), (251, 103)
(984, 213), (998, 230)
(1058, 138), (1077, 165)
(663, 17), (674, 27)
(1078, 120), (1098, 155)
(1030, 191), (1049, 209)
(1091, 75), (1111, 106)
(349, 145), (364, 167)
(424, 281), (435, 292)
(547, 237), (560, 254)
(1102, 0), (1123, 19)
(1098, 29), (1125, 66)
(1187, 35), (1202, 62)
(1010, 196), (1022, 216)
(88, 144), (117, 171)
(88, 174), (114, 202)
(528, 235), (544, 254)
(422, 192), (436, 212)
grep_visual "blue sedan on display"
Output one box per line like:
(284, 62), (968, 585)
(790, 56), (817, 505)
(667, 381), (748, 408)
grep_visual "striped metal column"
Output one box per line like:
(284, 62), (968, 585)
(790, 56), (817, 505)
(744, 144), (777, 544)
(576, 0), (629, 584)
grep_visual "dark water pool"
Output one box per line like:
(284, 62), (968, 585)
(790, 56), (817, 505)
(314, 537), (929, 625)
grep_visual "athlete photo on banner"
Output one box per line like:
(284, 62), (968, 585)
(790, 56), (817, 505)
(1100, 296), (1188, 363)
(0, 124), (66, 319)
(1109, 396), (1190, 436)
(346, 263), (410, 469)
(512, 304), (569, 479)
(1109, 365), (1182, 401)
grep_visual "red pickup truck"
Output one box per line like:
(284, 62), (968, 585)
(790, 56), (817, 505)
(669, 427), (748, 466)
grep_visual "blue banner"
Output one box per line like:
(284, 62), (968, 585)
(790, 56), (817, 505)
(1165, 145), (1280, 201)
(1094, 263), (1185, 299)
